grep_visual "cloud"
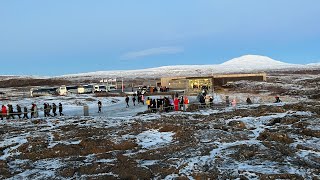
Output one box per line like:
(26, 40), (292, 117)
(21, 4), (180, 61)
(121, 46), (184, 59)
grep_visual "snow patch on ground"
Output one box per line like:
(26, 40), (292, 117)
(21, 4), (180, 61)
(136, 129), (174, 149)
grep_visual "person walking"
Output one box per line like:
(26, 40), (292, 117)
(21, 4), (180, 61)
(59, 103), (64, 116)
(151, 99), (156, 113)
(8, 104), (15, 119)
(16, 104), (22, 119)
(23, 106), (29, 119)
(52, 103), (57, 116)
(141, 95), (145, 105)
(174, 97), (179, 111)
(98, 100), (102, 113)
(125, 95), (130, 108)
(48, 103), (52, 117)
(1, 105), (7, 120)
(33, 104), (38, 118)
(43, 103), (48, 117)
(164, 97), (170, 112)
(179, 96), (184, 110)
(146, 97), (151, 110)
(274, 96), (282, 103)
(184, 96), (189, 110)
(132, 95), (136, 106)
(209, 96), (213, 107)
(30, 104), (35, 118)
(232, 98), (237, 108)
(246, 97), (252, 104)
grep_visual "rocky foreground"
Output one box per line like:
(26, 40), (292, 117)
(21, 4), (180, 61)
(0, 101), (319, 179)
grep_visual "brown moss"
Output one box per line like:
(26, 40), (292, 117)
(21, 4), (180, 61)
(260, 173), (304, 180)
(257, 130), (294, 144)
(299, 129), (320, 138)
(0, 78), (71, 88)
(228, 121), (247, 130)
(0, 160), (11, 179)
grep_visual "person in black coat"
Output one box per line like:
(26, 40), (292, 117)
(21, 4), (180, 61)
(164, 97), (170, 113)
(8, 104), (15, 119)
(125, 95), (130, 108)
(43, 103), (48, 117)
(59, 103), (64, 116)
(16, 104), (22, 119)
(209, 96), (214, 107)
(132, 95), (136, 106)
(179, 96), (184, 110)
(274, 96), (282, 103)
(23, 106), (29, 119)
(246, 97), (252, 104)
(52, 103), (57, 116)
(199, 95), (205, 106)
(151, 99), (157, 113)
(98, 100), (102, 113)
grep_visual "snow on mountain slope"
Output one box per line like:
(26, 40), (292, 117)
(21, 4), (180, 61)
(60, 55), (315, 80)
(221, 55), (290, 66)
(307, 62), (320, 66)
(216, 55), (304, 73)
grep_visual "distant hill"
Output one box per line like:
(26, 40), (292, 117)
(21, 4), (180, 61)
(221, 55), (293, 67)
(1, 55), (319, 83)
(59, 55), (319, 80)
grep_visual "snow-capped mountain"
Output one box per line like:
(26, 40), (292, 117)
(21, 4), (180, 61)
(60, 55), (317, 80)
(221, 55), (292, 67)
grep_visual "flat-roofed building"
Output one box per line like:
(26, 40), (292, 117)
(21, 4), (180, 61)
(162, 73), (267, 93)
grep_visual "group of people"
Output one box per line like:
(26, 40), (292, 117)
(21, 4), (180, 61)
(145, 95), (189, 113)
(225, 96), (282, 107)
(198, 94), (214, 107)
(125, 93), (145, 108)
(199, 94), (283, 108)
(43, 103), (64, 117)
(1, 103), (64, 120)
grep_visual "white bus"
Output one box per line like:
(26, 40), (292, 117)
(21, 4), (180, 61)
(31, 87), (58, 97)
(94, 85), (107, 92)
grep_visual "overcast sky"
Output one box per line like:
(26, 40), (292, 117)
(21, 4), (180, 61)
(1, 0), (320, 76)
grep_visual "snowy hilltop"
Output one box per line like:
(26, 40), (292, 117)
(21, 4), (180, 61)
(60, 55), (318, 80)
(221, 55), (295, 68)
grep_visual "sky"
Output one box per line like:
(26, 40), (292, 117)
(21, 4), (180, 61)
(1, 0), (320, 76)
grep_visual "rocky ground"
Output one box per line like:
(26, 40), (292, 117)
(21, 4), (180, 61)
(0, 72), (320, 179)
(0, 101), (319, 179)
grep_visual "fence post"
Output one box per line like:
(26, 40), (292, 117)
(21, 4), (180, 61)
(226, 96), (230, 106)
(83, 105), (89, 116)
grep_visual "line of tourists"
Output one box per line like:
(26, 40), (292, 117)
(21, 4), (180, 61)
(1, 103), (64, 120)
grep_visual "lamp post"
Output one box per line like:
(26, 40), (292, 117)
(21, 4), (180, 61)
(121, 78), (124, 93)
(211, 69), (214, 95)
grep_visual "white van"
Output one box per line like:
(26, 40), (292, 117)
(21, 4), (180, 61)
(107, 85), (117, 92)
(94, 85), (107, 92)
(58, 86), (67, 96)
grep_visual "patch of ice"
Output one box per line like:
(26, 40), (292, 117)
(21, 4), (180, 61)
(96, 159), (116, 163)
(80, 172), (119, 178)
(164, 174), (181, 180)
(139, 160), (159, 167)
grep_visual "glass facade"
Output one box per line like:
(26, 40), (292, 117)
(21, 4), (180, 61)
(188, 78), (212, 90)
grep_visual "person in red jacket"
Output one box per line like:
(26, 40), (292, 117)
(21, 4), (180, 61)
(1, 105), (7, 120)
(184, 96), (189, 110)
(174, 97), (179, 111)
